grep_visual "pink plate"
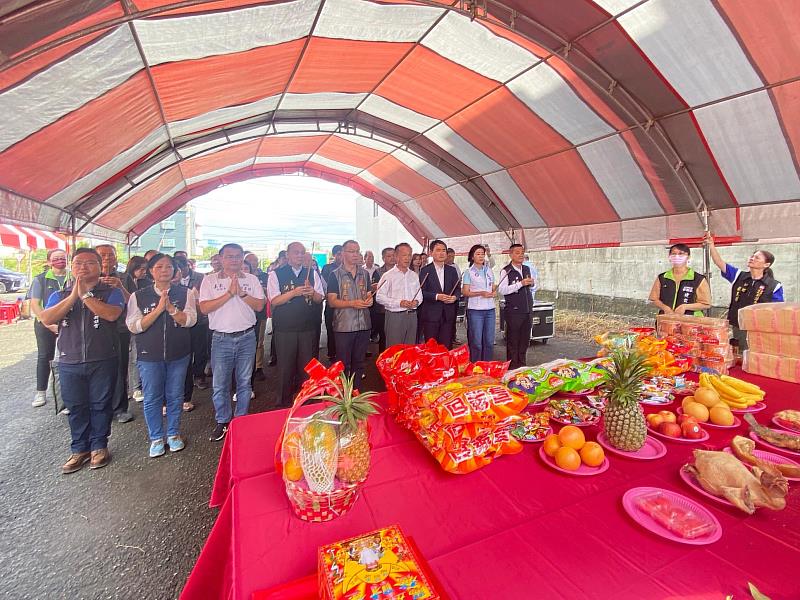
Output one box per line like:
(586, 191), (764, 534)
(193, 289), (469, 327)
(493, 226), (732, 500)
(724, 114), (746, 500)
(680, 466), (737, 508)
(639, 396), (674, 406)
(597, 432), (667, 460)
(730, 402), (767, 414)
(622, 487), (722, 545)
(773, 416), (800, 434)
(538, 446), (609, 476)
(749, 431), (800, 457)
(647, 424), (710, 444)
(549, 415), (599, 427)
(677, 408), (742, 429)
(722, 447), (800, 482)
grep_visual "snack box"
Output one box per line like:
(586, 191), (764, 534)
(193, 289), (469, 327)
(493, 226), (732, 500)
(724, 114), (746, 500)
(743, 350), (800, 384)
(319, 525), (440, 600)
(747, 331), (800, 359)
(739, 302), (800, 335)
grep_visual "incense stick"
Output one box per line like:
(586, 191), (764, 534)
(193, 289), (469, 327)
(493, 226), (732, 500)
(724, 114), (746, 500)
(411, 272), (429, 302)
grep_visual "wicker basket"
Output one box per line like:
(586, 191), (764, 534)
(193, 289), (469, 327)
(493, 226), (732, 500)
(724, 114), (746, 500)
(285, 479), (360, 522)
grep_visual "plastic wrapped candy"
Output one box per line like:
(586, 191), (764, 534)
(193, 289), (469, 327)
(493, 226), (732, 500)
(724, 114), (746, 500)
(418, 375), (528, 425)
(502, 366), (565, 404)
(538, 359), (605, 393)
(432, 419), (524, 474)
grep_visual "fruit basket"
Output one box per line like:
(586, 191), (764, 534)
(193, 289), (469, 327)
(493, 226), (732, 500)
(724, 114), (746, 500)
(275, 360), (380, 522)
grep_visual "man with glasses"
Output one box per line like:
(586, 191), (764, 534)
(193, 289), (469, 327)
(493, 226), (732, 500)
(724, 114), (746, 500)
(199, 243), (265, 441)
(40, 248), (126, 473)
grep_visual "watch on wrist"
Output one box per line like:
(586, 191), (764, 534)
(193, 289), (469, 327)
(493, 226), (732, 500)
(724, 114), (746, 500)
(81, 291), (94, 300)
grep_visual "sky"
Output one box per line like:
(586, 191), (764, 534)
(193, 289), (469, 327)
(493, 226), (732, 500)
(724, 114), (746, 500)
(190, 175), (360, 252)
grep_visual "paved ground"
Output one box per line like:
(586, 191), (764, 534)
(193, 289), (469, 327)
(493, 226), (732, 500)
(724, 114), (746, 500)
(0, 315), (594, 599)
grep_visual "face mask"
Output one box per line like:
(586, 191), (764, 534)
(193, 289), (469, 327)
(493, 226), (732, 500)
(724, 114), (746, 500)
(668, 255), (688, 266)
(51, 259), (67, 269)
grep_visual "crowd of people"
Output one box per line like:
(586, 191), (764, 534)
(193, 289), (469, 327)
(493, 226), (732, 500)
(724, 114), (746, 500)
(25, 234), (782, 474)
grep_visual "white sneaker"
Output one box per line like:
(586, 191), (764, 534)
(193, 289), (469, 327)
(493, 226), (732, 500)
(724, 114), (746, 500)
(232, 393), (237, 402)
(59, 407), (70, 415)
(132, 390), (144, 402)
(32, 391), (46, 407)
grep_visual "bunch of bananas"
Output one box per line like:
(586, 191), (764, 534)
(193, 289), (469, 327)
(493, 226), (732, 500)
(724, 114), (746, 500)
(698, 373), (764, 409)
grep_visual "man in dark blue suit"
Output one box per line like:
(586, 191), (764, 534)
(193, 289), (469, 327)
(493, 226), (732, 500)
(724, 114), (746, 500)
(418, 239), (461, 349)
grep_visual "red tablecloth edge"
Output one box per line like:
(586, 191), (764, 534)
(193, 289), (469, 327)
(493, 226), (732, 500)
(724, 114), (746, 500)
(210, 432), (233, 508)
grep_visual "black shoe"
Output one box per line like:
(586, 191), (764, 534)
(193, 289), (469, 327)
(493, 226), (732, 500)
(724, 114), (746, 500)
(209, 423), (229, 442)
(365, 351), (373, 358)
(254, 369), (266, 381)
(268, 358), (277, 367)
(194, 377), (208, 390)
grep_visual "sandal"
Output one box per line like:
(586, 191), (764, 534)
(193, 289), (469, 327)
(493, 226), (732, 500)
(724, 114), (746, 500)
(183, 402), (195, 412)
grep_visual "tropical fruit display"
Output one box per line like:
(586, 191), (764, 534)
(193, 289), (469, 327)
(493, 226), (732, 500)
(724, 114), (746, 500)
(601, 349), (652, 452)
(646, 409), (707, 440)
(542, 426), (605, 471)
(698, 372), (764, 410)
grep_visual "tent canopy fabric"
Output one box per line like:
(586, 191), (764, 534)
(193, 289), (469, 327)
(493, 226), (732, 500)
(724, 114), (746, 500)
(1, 0), (799, 251)
(0, 224), (67, 251)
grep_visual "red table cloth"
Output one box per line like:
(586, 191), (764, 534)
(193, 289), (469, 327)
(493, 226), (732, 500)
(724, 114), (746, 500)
(184, 369), (800, 600)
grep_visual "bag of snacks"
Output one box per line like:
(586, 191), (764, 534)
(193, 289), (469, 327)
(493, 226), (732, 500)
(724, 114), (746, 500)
(502, 366), (565, 403)
(539, 359), (605, 393)
(418, 375), (527, 425)
(432, 419), (524, 474)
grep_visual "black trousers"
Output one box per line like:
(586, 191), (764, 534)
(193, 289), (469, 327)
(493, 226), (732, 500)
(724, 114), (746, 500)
(275, 329), (316, 406)
(422, 316), (455, 349)
(324, 304), (336, 359)
(373, 311), (386, 353)
(191, 320), (209, 378)
(506, 312), (532, 370)
(34, 319), (57, 391)
(112, 330), (130, 414)
(335, 330), (370, 382)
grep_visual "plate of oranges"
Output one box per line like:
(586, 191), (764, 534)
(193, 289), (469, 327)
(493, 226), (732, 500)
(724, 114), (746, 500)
(540, 425), (609, 476)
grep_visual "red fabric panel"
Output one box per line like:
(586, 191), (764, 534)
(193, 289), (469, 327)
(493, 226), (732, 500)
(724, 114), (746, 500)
(289, 38), (413, 94)
(368, 156), (440, 198)
(97, 166), (183, 230)
(180, 140), (260, 181)
(375, 46), (498, 120)
(480, 20), (551, 59)
(151, 39), (305, 122)
(132, 0), (274, 15)
(0, 225), (26, 249)
(256, 135), (329, 157)
(314, 136), (386, 169)
(417, 190), (479, 237)
(0, 72), (162, 201)
(716, 0), (800, 84)
(446, 87), (568, 168)
(509, 150), (618, 226)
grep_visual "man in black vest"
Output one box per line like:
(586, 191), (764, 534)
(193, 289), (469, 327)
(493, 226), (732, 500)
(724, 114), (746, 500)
(267, 242), (324, 407)
(498, 244), (535, 369)
(418, 239), (460, 349)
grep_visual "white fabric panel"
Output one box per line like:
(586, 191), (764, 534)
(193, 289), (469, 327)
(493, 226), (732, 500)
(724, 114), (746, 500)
(280, 92), (367, 110)
(393, 149), (456, 188)
(50, 126), (169, 209)
(621, 216), (668, 244)
(184, 159), (253, 186)
(334, 133), (397, 154)
(227, 123), (271, 142)
(423, 11), (537, 82)
(254, 154), (313, 165)
(307, 155), (362, 174)
(444, 185), (496, 233)
(356, 172), (410, 202)
(507, 62), (614, 145)
(591, 0), (641, 15)
(315, 0), (442, 42)
(483, 171), (545, 228)
(118, 181), (187, 232)
(694, 91), (800, 204)
(618, 0), (762, 106)
(134, 0), (320, 66)
(0, 27), (143, 153)
(578, 136), (663, 219)
(130, 150), (179, 184)
(169, 95), (280, 139)
(404, 199), (445, 238)
(424, 124), (501, 174)
(177, 133), (229, 159)
(359, 94), (439, 133)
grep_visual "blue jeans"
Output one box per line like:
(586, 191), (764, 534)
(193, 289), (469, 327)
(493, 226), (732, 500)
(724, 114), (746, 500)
(138, 356), (190, 441)
(58, 358), (117, 453)
(211, 329), (256, 424)
(467, 308), (496, 362)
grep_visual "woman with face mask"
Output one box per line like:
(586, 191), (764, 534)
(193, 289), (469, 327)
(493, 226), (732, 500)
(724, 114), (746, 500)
(705, 233), (784, 351)
(648, 243), (711, 317)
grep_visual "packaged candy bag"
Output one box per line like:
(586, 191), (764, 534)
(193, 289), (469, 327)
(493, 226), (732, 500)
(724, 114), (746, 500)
(419, 375), (528, 425)
(502, 366), (565, 403)
(539, 359), (605, 393)
(432, 419), (524, 474)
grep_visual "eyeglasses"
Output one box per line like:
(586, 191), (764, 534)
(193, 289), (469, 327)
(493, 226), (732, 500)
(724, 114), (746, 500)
(72, 260), (100, 268)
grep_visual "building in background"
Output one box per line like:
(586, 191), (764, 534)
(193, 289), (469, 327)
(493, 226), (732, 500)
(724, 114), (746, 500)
(355, 200), (417, 258)
(132, 206), (197, 255)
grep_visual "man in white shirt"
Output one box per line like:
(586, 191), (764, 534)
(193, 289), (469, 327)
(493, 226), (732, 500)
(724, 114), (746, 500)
(363, 250), (379, 280)
(199, 243), (266, 441)
(376, 243), (424, 346)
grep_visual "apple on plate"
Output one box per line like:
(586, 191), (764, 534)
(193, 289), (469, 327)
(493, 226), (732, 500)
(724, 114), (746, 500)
(678, 414), (698, 426)
(659, 421), (682, 438)
(658, 410), (677, 424)
(647, 414), (664, 428)
(681, 421), (704, 439)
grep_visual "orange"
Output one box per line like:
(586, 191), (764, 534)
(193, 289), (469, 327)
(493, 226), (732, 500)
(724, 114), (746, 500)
(284, 458), (303, 482)
(543, 433), (561, 457)
(554, 446), (581, 471)
(579, 442), (605, 467)
(558, 425), (586, 450)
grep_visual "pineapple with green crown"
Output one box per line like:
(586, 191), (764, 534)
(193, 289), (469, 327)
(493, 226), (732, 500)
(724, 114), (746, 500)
(319, 373), (380, 484)
(601, 349), (652, 451)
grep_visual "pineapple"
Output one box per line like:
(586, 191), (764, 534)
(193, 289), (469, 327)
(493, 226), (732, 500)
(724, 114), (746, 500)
(601, 349), (652, 451)
(320, 374), (380, 484)
(300, 416), (338, 493)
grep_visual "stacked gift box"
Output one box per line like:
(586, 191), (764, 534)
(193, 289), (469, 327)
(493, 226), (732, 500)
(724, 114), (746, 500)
(740, 303), (800, 384)
(655, 314), (734, 374)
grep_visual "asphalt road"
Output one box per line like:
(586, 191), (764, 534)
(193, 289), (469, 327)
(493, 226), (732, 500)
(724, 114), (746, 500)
(0, 316), (594, 599)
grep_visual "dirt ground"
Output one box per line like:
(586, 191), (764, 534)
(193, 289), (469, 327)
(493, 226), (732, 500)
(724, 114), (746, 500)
(0, 315), (596, 599)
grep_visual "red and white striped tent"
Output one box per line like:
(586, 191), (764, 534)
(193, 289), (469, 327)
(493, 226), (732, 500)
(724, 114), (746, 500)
(0, 223), (67, 251)
(1, 1), (798, 251)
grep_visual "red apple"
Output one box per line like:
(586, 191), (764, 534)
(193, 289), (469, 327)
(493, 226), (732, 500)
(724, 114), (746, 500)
(658, 410), (677, 424)
(659, 422), (682, 438)
(647, 414), (664, 428)
(682, 421), (704, 439)
(678, 414), (698, 426)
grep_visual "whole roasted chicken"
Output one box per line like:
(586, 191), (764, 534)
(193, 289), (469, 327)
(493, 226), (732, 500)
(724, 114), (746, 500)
(684, 450), (788, 514)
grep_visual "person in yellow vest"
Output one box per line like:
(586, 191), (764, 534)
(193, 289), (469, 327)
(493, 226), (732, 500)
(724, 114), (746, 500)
(648, 243), (711, 316)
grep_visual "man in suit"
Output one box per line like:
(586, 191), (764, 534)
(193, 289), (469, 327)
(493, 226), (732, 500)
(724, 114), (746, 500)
(418, 239), (460, 348)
